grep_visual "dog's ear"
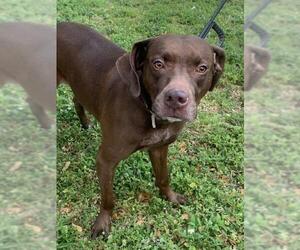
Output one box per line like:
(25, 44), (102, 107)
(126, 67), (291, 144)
(209, 45), (225, 91)
(248, 45), (271, 71)
(244, 45), (271, 90)
(116, 39), (152, 97)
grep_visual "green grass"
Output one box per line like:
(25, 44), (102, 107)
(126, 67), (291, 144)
(0, 85), (56, 250)
(245, 0), (300, 248)
(0, 1), (56, 249)
(0, 0), (55, 24)
(57, 0), (244, 249)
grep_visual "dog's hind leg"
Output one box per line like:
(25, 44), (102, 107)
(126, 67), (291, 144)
(27, 97), (52, 129)
(73, 97), (90, 129)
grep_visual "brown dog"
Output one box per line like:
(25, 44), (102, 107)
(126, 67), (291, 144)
(0, 22), (55, 128)
(57, 22), (225, 238)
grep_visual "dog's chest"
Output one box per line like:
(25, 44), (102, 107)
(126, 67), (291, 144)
(140, 128), (178, 149)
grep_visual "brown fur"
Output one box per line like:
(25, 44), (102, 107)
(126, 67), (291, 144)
(57, 22), (225, 237)
(0, 22), (55, 128)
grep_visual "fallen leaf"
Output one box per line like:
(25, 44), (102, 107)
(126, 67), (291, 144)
(195, 165), (202, 173)
(72, 223), (83, 233)
(112, 208), (127, 219)
(179, 142), (187, 153)
(155, 229), (161, 237)
(60, 206), (71, 214)
(294, 188), (300, 196)
(138, 192), (151, 203)
(9, 146), (18, 152)
(6, 206), (22, 214)
(9, 161), (22, 172)
(181, 213), (189, 220)
(25, 223), (42, 233)
(136, 216), (145, 225)
(62, 161), (71, 171)
(220, 175), (230, 184)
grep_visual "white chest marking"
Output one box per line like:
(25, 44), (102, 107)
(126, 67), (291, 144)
(141, 128), (174, 148)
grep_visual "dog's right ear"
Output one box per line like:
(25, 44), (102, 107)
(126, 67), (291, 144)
(248, 45), (271, 70)
(244, 45), (271, 90)
(209, 45), (225, 91)
(116, 39), (152, 97)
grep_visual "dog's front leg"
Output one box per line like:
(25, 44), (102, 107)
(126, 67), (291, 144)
(149, 145), (187, 205)
(91, 143), (133, 238)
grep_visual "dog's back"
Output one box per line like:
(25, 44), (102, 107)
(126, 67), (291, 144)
(0, 22), (55, 112)
(57, 22), (125, 113)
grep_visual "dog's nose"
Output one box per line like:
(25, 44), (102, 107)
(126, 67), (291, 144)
(164, 90), (189, 108)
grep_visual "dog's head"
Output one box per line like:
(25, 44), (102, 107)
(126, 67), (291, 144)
(116, 34), (225, 122)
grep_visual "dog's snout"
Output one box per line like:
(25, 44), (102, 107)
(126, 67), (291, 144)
(164, 89), (189, 108)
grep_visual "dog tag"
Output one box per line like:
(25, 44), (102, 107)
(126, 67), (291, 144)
(151, 113), (156, 129)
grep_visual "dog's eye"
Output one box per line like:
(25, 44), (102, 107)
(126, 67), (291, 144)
(195, 64), (208, 73)
(152, 59), (164, 70)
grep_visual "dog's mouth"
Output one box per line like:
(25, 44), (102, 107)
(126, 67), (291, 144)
(162, 116), (185, 122)
(152, 103), (197, 123)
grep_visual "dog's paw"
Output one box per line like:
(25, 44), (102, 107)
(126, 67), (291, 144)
(79, 118), (90, 129)
(35, 113), (53, 129)
(81, 122), (90, 130)
(40, 122), (52, 129)
(163, 189), (187, 205)
(91, 212), (111, 239)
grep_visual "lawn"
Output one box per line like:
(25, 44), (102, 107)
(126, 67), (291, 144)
(244, 0), (300, 248)
(0, 85), (56, 250)
(0, 1), (56, 249)
(57, 0), (244, 249)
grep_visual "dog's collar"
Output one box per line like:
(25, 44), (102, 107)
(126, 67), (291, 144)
(139, 83), (158, 128)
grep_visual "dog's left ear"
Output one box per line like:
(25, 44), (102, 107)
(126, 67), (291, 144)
(209, 45), (225, 91)
(116, 39), (152, 97)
